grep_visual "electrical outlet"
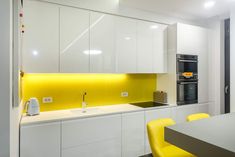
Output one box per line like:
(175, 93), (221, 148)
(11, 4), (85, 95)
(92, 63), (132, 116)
(121, 92), (128, 97)
(42, 97), (53, 103)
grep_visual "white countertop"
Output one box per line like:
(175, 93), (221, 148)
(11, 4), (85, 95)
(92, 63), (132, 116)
(21, 103), (176, 126)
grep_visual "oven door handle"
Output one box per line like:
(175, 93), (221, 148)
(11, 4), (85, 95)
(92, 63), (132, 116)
(178, 59), (197, 63)
(179, 82), (198, 85)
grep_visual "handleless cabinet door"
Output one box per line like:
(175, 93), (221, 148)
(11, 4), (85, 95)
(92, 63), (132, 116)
(137, 21), (167, 73)
(137, 21), (154, 73)
(122, 112), (145, 157)
(152, 24), (168, 73)
(60, 7), (89, 73)
(20, 122), (61, 157)
(61, 114), (122, 157)
(116, 17), (137, 73)
(23, 1), (59, 73)
(90, 12), (116, 73)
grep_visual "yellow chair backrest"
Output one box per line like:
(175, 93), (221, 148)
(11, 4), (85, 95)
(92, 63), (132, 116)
(147, 118), (176, 157)
(187, 113), (210, 122)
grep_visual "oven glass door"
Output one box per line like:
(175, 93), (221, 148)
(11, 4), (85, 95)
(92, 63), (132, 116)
(177, 60), (198, 73)
(177, 81), (198, 104)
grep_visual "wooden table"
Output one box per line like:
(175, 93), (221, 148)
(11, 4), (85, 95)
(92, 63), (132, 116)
(165, 113), (235, 157)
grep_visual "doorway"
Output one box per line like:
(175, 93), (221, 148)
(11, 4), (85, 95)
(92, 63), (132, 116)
(225, 19), (230, 113)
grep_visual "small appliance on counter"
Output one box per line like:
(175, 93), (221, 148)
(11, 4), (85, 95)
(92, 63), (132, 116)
(153, 91), (167, 103)
(25, 97), (40, 116)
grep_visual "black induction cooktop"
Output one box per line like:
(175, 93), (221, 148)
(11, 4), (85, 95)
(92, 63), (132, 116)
(130, 101), (168, 108)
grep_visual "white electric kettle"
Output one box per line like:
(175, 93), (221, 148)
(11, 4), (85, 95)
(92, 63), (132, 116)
(26, 98), (40, 116)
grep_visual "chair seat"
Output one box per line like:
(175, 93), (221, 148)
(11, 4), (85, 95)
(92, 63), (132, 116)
(162, 145), (195, 157)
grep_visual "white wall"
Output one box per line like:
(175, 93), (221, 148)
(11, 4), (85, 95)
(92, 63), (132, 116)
(0, 0), (12, 156)
(0, 0), (21, 157)
(230, 7), (235, 112)
(207, 17), (225, 115)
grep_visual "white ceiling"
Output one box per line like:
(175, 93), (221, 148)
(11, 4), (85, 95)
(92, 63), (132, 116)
(120, 0), (233, 20)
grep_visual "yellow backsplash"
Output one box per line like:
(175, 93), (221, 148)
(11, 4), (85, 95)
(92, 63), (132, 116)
(22, 74), (157, 112)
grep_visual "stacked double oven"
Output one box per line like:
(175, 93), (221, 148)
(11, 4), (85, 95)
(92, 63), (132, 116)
(177, 54), (198, 105)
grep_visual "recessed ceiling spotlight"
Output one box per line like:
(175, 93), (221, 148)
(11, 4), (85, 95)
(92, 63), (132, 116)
(204, 1), (215, 9)
(150, 25), (159, 29)
(124, 37), (131, 40)
(32, 50), (38, 56)
(83, 50), (102, 55)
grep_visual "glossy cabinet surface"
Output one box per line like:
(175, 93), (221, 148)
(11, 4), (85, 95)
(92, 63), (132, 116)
(59, 7), (90, 73)
(61, 115), (122, 157)
(23, 1), (167, 73)
(177, 23), (209, 103)
(23, 1), (59, 73)
(116, 17), (137, 73)
(122, 112), (145, 157)
(137, 21), (167, 73)
(20, 104), (209, 157)
(20, 122), (60, 157)
(90, 12), (116, 73)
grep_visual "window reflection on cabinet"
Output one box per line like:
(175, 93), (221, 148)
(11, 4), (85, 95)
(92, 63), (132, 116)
(90, 12), (116, 73)
(116, 17), (137, 73)
(60, 7), (90, 73)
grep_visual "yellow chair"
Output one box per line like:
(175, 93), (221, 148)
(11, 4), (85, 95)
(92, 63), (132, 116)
(186, 113), (210, 122)
(147, 118), (195, 157)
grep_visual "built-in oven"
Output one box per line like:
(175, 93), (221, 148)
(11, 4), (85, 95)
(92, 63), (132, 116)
(177, 54), (198, 105)
(177, 81), (198, 105)
(177, 54), (198, 81)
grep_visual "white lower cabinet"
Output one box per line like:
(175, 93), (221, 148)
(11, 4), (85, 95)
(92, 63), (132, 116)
(175, 103), (209, 123)
(144, 107), (175, 154)
(20, 122), (61, 157)
(20, 104), (210, 157)
(62, 139), (121, 157)
(122, 112), (145, 157)
(61, 114), (122, 157)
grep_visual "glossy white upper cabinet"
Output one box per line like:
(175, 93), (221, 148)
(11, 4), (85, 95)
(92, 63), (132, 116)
(116, 17), (137, 73)
(23, 1), (59, 73)
(90, 12), (116, 73)
(137, 21), (167, 73)
(60, 7), (90, 73)
(177, 23), (208, 55)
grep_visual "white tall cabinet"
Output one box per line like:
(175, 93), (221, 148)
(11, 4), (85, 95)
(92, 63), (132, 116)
(59, 7), (90, 73)
(23, 1), (59, 73)
(158, 23), (209, 104)
(176, 23), (208, 103)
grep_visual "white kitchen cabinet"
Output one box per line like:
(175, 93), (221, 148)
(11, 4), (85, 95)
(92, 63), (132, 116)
(175, 103), (209, 123)
(62, 139), (121, 157)
(23, 1), (59, 73)
(20, 122), (60, 157)
(61, 114), (121, 157)
(90, 12), (116, 73)
(122, 112), (145, 157)
(116, 17), (137, 73)
(137, 21), (167, 73)
(59, 7), (90, 73)
(144, 107), (175, 154)
(177, 23), (209, 103)
(177, 23), (208, 55)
